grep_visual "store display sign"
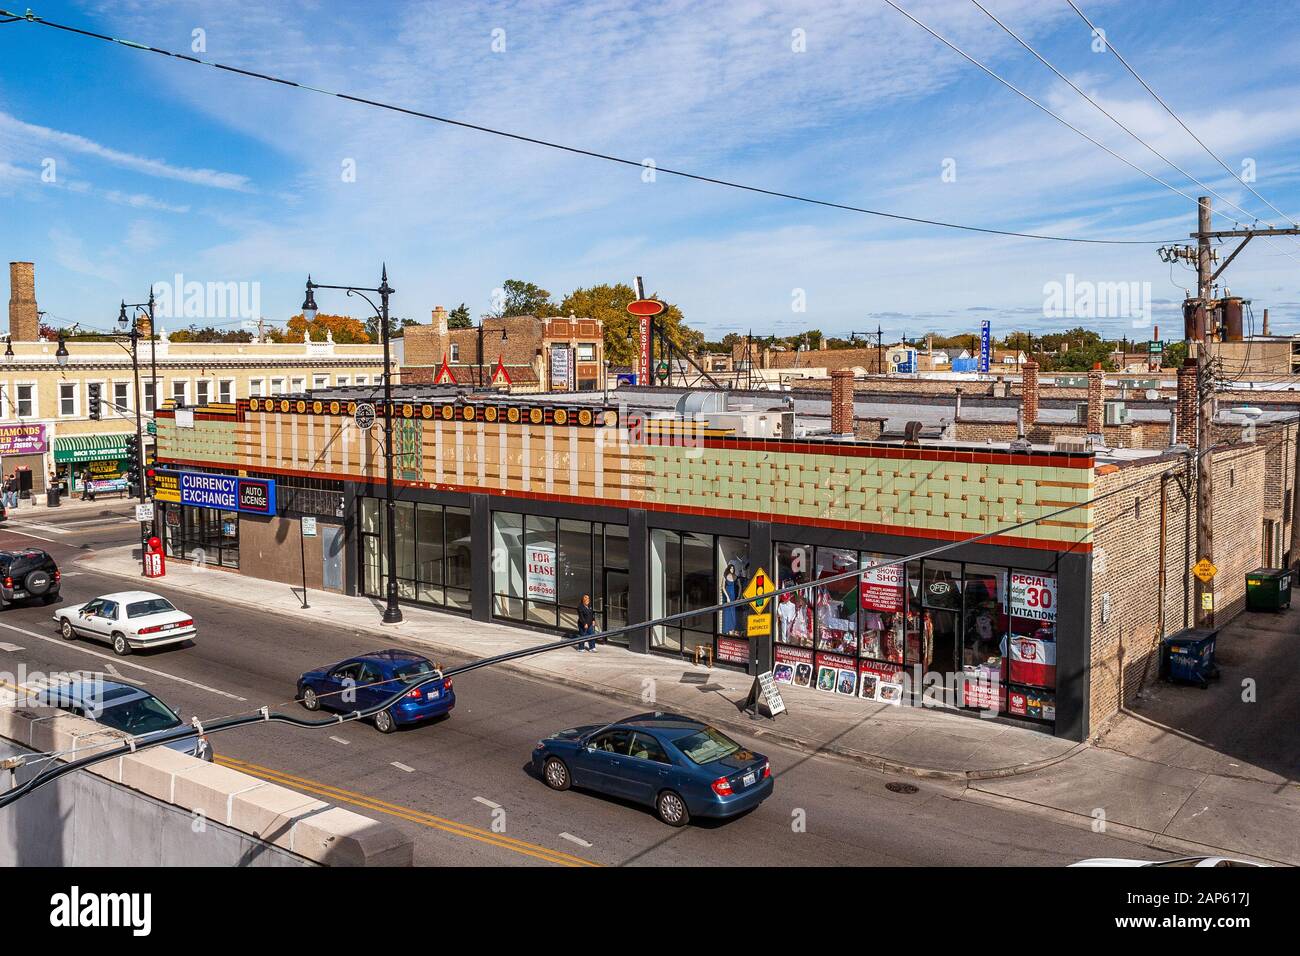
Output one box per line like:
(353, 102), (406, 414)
(526, 546), (556, 601)
(1008, 688), (1055, 720)
(1010, 573), (1056, 621)
(1009, 636), (1057, 688)
(0, 424), (47, 455)
(638, 316), (652, 386)
(774, 645), (814, 688)
(164, 469), (277, 515)
(550, 346), (572, 388)
(717, 636), (750, 666)
(860, 563), (904, 611)
(815, 652), (857, 696)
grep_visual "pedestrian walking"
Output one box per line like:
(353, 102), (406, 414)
(576, 593), (598, 652)
(4, 473), (15, 510)
(80, 468), (95, 502)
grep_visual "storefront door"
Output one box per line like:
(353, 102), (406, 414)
(603, 569), (629, 645)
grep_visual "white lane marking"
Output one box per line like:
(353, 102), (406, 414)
(0, 642), (25, 652)
(2, 521), (69, 535)
(473, 796), (501, 810)
(391, 761), (415, 773)
(11, 515), (133, 529)
(0, 528), (64, 544)
(560, 832), (592, 848)
(104, 663), (136, 683)
(0, 620), (245, 702)
(329, 735), (350, 745)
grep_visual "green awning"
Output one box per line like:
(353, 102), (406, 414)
(53, 433), (130, 463)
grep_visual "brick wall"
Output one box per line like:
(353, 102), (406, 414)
(1089, 455), (1193, 733)
(954, 420), (1157, 449)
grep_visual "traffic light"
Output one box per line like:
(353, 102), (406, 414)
(88, 382), (101, 420)
(125, 433), (140, 493)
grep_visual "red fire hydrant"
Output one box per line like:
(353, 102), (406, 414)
(143, 535), (166, 578)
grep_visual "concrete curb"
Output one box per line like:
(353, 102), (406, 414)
(78, 549), (1085, 784)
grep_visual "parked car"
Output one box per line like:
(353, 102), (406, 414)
(296, 649), (454, 733)
(53, 590), (195, 656)
(1070, 856), (1265, 867)
(533, 712), (773, 827)
(35, 680), (212, 760)
(0, 548), (60, 607)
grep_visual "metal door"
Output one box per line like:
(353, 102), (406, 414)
(321, 524), (344, 591)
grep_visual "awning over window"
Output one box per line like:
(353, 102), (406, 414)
(53, 433), (130, 463)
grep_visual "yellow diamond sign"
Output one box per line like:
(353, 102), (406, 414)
(743, 567), (775, 613)
(1193, 559), (1217, 583)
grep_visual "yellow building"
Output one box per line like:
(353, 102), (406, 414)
(0, 335), (395, 499)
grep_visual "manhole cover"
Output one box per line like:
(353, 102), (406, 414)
(886, 782), (919, 794)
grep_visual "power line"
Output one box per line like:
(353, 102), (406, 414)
(0, 7), (1175, 246)
(1065, 0), (1300, 230)
(969, 0), (1300, 266)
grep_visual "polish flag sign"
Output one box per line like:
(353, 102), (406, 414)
(1009, 636), (1056, 688)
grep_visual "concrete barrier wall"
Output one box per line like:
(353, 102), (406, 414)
(0, 700), (414, 867)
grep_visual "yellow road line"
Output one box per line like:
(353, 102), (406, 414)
(217, 755), (600, 867)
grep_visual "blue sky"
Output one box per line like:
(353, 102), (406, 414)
(1, 0), (1298, 341)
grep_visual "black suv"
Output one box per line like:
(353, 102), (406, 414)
(0, 549), (61, 607)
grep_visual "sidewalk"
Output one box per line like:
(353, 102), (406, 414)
(77, 545), (1299, 864)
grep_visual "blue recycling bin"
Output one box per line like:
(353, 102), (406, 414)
(1160, 628), (1220, 689)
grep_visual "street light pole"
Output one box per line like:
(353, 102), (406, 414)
(303, 268), (403, 624)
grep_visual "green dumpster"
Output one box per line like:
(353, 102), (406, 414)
(1245, 567), (1292, 612)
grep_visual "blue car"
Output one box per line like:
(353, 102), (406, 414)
(35, 680), (212, 761)
(297, 649), (454, 734)
(532, 712), (772, 827)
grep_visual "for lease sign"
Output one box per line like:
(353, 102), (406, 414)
(526, 546), (556, 601)
(1010, 573), (1057, 621)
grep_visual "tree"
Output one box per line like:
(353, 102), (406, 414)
(363, 314), (421, 341)
(558, 283), (699, 367)
(1161, 340), (1188, 369)
(448, 303), (472, 329)
(168, 326), (253, 343)
(492, 279), (557, 318)
(271, 313), (371, 344)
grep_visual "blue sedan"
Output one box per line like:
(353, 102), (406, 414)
(532, 712), (772, 826)
(297, 649), (454, 733)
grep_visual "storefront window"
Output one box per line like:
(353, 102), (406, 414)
(360, 496), (472, 613)
(603, 525), (629, 645)
(814, 548), (859, 656)
(962, 565), (1007, 710)
(649, 529), (683, 653)
(775, 543), (814, 649)
(557, 519), (595, 630)
(1006, 571), (1058, 722)
(716, 536), (750, 666)
(493, 512), (524, 619)
(416, 505), (445, 605)
(444, 507), (472, 610)
(525, 515), (558, 627)
(160, 503), (239, 569)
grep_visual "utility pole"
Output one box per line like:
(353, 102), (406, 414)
(1194, 195), (1215, 627)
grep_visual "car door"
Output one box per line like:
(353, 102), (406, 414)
(355, 662), (391, 710)
(73, 599), (104, 637)
(575, 729), (635, 797)
(81, 599), (118, 642)
(619, 731), (677, 805)
(320, 662), (362, 712)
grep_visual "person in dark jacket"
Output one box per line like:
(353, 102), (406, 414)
(575, 593), (598, 652)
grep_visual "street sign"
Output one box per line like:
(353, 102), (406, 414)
(302, 516), (317, 537)
(354, 403), (376, 430)
(1149, 340), (1164, 353)
(1193, 559), (1218, 583)
(1202, 592), (1214, 611)
(146, 420), (157, 436)
(135, 503), (154, 523)
(747, 613), (771, 638)
(743, 567), (774, 613)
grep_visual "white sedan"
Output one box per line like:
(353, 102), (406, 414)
(54, 590), (196, 656)
(1070, 856), (1265, 867)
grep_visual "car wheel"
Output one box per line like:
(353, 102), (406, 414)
(656, 790), (690, 828)
(300, 686), (320, 711)
(543, 757), (571, 791)
(59, 618), (75, 641)
(111, 632), (130, 656)
(373, 709), (396, 734)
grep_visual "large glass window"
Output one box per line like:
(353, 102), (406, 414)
(525, 515), (558, 627)
(359, 496), (472, 613)
(775, 543), (814, 649)
(161, 504), (239, 569)
(716, 536), (751, 666)
(814, 547), (859, 656)
(492, 512), (524, 620)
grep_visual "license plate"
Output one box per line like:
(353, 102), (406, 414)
(427, 690), (439, 700)
(162, 623), (177, 630)
(742, 771), (756, 787)
(13, 591), (26, 598)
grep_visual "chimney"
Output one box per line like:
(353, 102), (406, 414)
(1087, 362), (1105, 433)
(830, 369), (855, 438)
(1263, 308), (1271, 336)
(8, 261), (38, 342)
(1176, 359), (1198, 447)
(1022, 360), (1039, 425)
(432, 305), (448, 336)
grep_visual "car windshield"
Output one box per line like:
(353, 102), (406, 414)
(97, 697), (183, 736)
(126, 599), (176, 618)
(673, 727), (742, 765)
(392, 661), (435, 683)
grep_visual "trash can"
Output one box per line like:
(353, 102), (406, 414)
(1245, 567), (1292, 611)
(1160, 628), (1220, 689)
(45, 485), (61, 508)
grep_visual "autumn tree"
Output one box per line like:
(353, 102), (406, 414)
(559, 283), (699, 366)
(271, 312), (371, 344)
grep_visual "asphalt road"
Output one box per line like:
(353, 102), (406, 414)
(0, 503), (1173, 867)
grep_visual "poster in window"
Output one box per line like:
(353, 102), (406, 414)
(858, 672), (879, 701)
(526, 546), (556, 601)
(816, 666), (838, 693)
(836, 669), (857, 696)
(1010, 573), (1057, 621)
(716, 636), (749, 666)
(860, 562), (904, 612)
(876, 682), (904, 705)
(773, 663), (795, 685)
(775, 645), (814, 687)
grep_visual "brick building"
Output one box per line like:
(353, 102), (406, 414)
(402, 307), (604, 393)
